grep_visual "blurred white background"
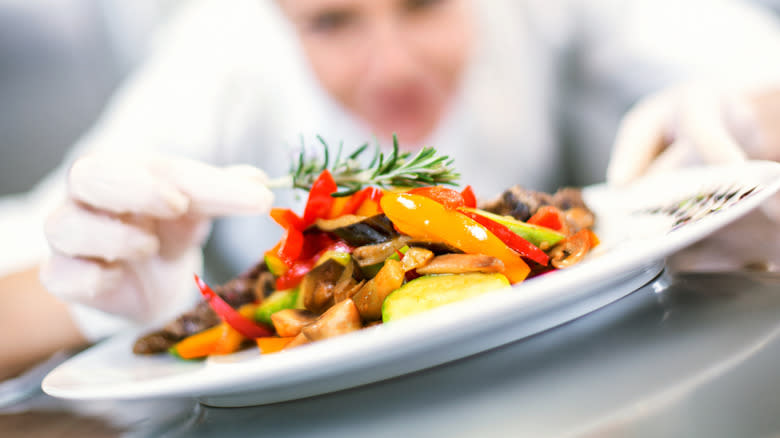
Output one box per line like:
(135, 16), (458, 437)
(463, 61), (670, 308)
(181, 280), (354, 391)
(0, 0), (183, 195)
(0, 0), (778, 196)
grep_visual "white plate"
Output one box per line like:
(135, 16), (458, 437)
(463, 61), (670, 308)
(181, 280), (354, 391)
(43, 161), (780, 407)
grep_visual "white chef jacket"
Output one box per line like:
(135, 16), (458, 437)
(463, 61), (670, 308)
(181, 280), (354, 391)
(0, 0), (779, 339)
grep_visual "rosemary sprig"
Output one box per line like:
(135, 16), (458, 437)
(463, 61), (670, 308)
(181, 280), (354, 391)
(268, 134), (459, 196)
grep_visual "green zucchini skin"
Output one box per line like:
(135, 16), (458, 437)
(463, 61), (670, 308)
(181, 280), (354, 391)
(382, 273), (510, 322)
(460, 207), (565, 248)
(254, 289), (301, 325)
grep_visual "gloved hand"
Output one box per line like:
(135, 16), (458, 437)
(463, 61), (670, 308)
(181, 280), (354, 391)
(40, 153), (273, 331)
(606, 83), (780, 222)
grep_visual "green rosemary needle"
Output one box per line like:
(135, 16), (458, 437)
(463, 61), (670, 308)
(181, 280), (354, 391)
(267, 134), (459, 196)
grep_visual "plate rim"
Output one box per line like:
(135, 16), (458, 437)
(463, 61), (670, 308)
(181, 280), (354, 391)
(42, 161), (780, 405)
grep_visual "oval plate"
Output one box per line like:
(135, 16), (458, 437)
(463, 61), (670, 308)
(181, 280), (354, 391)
(43, 161), (780, 407)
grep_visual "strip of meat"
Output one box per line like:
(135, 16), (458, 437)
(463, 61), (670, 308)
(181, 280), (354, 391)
(132, 261), (273, 354)
(480, 186), (591, 223)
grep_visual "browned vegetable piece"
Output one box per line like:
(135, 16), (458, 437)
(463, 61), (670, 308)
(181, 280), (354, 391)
(352, 235), (411, 267)
(352, 259), (405, 321)
(334, 279), (366, 304)
(552, 187), (589, 211)
(301, 259), (346, 314)
(314, 215), (366, 231)
(406, 240), (462, 255)
(253, 270), (276, 302)
(415, 254), (504, 275)
(133, 332), (181, 355)
(271, 309), (318, 337)
(549, 230), (592, 269)
(133, 259), (272, 354)
(284, 332), (311, 350)
(480, 186), (592, 225)
(480, 185), (554, 221)
(400, 247), (434, 272)
(316, 214), (399, 246)
(301, 299), (363, 341)
(331, 259), (357, 303)
(564, 207), (595, 232)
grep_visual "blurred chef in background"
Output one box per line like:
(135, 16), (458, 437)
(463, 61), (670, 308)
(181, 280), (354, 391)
(0, 0), (779, 381)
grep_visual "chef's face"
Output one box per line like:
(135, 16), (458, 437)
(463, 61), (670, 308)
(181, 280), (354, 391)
(279, 0), (473, 144)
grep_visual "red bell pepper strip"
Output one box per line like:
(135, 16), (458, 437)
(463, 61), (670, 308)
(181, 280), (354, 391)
(277, 227), (304, 266)
(527, 206), (564, 231)
(407, 186), (466, 209)
(303, 170), (338, 226)
(194, 274), (273, 338)
(275, 259), (315, 290)
(461, 185), (477, 208)
(459, 209), (549, 266)
(270, 208), (306, 231)
(274, 237), (352, 290)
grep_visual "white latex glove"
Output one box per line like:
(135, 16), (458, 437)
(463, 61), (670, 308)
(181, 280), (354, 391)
(607, 84), (780, 222)
(40, 153), (273, 330)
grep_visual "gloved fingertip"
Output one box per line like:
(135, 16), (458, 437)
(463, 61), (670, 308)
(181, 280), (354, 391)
(225, 165), (270, 185)
(69, 154), (192, 218)
(154, 183), (191, 218)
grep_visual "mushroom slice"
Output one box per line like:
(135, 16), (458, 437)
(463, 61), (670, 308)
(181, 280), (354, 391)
(352, 235), (411, 267)
(283, 332), (310, 350)
(270, 309), (318, 337)
(415, 254), (504, 275)
(400, 247), (434, 272)
(564, 207), (595, 232)
(314, 215), (366, 231)
(549, 230), (592, 269)
(331, 260), (359, 303)
(300, 259), (345, 314)
(301, 299), (363, 342)
(352, 259), (405, 321)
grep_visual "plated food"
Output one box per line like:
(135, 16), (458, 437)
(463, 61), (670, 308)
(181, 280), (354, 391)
(133, 141), (598, 360)
(44, 161), (780, 406)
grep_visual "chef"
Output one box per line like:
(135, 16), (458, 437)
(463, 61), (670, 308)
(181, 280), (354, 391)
(1, 0), (779, 381)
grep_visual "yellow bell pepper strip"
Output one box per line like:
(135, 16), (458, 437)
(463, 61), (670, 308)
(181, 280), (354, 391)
(256, 336), (296, 355)
(330, 187), (384, 218)
(380, 193), (530, 283)
(195, 274), (274, 339)
(263, 248), (288, 277)
(170, 303), (257, 359)
(354, 198), (382, 217)
(328, 195), (352, 218)
(214, 304), (257, 354)
(585, 228), (600, 248)
(169, 324), (224, 360)
(212, 323), (246, 355)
